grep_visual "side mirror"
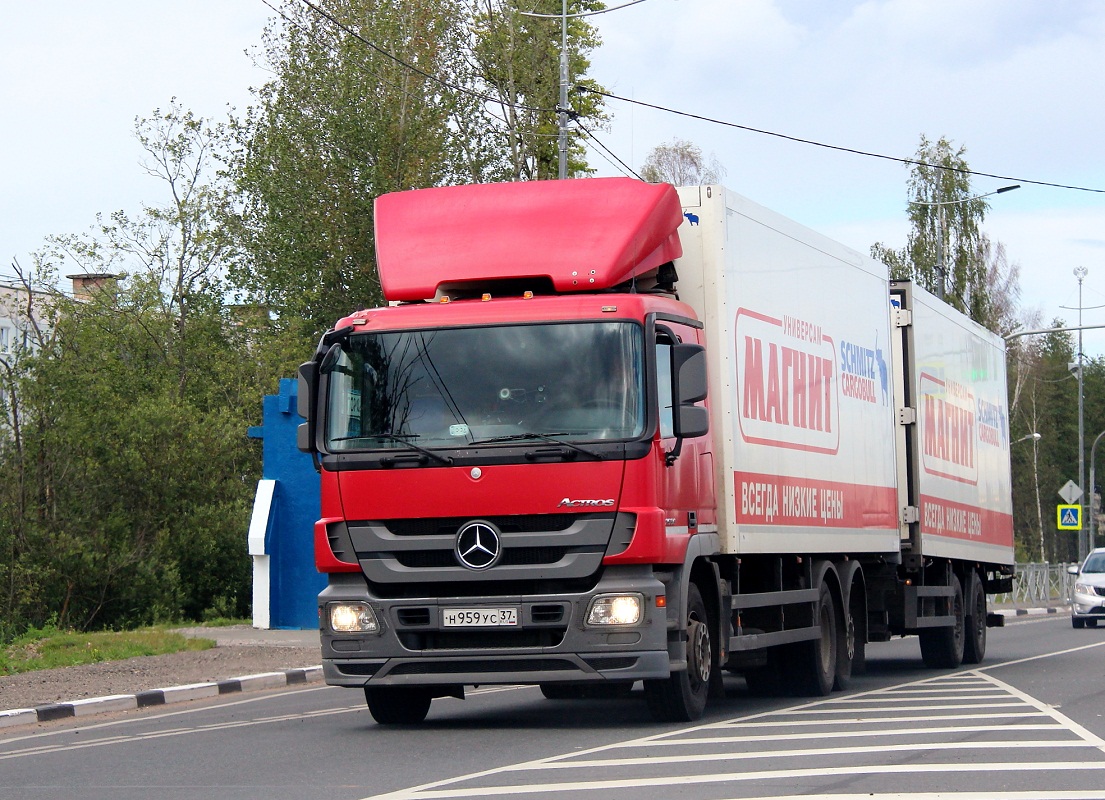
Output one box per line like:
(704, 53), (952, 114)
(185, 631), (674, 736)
(1068, 564), (1080, 576)
(671, 343), (708, 439)
(297, 361), (318, 453)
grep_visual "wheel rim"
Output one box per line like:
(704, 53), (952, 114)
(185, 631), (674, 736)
(973, 585), (986, 649)
(688, 614), (711, 686)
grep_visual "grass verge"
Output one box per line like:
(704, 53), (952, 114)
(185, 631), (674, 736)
(1, 626), (215, 676)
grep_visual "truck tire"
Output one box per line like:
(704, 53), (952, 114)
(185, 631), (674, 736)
(644, 584), (713, 722)
(919, 574), (965, 669)
(962, 571), (987, 665)
(364, 686), (433, 724)
(787, 581), (838, 697)
(1072, 616), (1086, 629)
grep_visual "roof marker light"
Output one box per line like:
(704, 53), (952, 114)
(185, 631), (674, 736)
(482, 293), (492, 302)
(523, 291), (534, 300)
(439, 295), (451, 304)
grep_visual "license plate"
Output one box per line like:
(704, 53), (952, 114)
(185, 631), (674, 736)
(441, 608), (518, 627)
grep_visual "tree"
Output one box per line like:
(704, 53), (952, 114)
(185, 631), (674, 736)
(0, 108), (262, 634)
(470, 0), (608, 181)
(229, 1), (611, 356)
(871, 135), (1016, 332)
(228, 0), (471, 350)
(639, 138), (726, 186)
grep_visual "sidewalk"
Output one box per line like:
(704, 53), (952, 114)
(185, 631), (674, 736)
(174, 625), (320, 648)
(1, 626), (323, 730)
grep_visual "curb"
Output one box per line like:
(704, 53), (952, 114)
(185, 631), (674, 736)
(0, 665), (323, 729)
(996, 606), (1066, 617)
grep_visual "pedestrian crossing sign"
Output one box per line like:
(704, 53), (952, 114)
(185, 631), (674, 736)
(1057, 504), (1082, 530)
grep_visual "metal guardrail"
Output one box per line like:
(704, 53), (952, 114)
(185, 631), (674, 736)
(991, 562), (1077, 608)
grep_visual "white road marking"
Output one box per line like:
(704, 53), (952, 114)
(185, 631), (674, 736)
(362, 661), (1105, 800)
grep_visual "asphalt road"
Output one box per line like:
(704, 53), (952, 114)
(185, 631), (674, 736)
(2, 614), (1104, 800)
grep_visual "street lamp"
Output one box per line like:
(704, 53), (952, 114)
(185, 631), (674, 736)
(908, 184), (1020, 300)
(1014, 432), (1042, 444)
(1075, 267), (1089, 560)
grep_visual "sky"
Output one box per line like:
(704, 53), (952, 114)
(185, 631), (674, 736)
(4, 0), (1105, 352)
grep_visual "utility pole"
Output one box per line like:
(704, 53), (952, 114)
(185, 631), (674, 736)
(1075, 266), (1089, 560)
(557, 0), (568, 180)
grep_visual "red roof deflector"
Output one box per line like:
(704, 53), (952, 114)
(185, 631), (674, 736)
(374, 178), (684, 301)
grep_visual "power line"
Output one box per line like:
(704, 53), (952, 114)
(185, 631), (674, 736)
(580, 87), (1105, 195)
(520, 0), (651, 19)
(575, 123), (641, 180)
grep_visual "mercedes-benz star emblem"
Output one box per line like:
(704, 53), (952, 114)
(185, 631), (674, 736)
(454, 521), (502, 570)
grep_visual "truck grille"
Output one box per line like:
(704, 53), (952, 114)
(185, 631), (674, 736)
(385, 515), (578, 536)
(347, 513), (616, 587)
(395, 546), (567, 569)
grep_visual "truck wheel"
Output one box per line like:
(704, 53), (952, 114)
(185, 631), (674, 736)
(364, 686), (433, 724)
(962, 572), (987, 665)
(919, 574), (965, 669)
(787, 581), (838, 697)
(1072, 616), (1086, 629)
(644, 584), (712, 722)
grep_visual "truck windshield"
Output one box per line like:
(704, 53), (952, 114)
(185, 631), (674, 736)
(322, 321), (645, 451)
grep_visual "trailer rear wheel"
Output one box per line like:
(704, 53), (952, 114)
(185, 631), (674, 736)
(364, 686), (433, 724)
(644, 584), (712, 722)
(962, 572), (987, 665)
(788, 581), (838, 697)
(919, 574), (965, 669)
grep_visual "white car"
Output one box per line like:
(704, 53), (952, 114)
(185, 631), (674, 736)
(1069, 547), (1105, 628)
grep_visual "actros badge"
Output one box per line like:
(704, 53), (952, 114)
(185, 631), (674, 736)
(454, 520), (503, 570)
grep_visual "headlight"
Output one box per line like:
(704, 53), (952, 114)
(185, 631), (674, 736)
(1075, 583), (1093, 596)
(586, 594), (643, 626)
(329, 602), (380, 633)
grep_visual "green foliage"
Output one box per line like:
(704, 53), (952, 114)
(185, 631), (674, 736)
(0, 624), (214, 675)
(228, 0), (473, 351)
(1006, 323), (1105, 563)
(871, 135), (1017, 334)
(228, 0), (609, 360)
(0, 107), (265, 635)
(470, 0), (608, 181)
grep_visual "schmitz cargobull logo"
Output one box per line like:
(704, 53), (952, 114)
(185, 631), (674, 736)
(735, 308), (839, 454)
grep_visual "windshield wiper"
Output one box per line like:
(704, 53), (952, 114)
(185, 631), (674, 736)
(471, 432), (602, 460)
(353, 433), (453, 466)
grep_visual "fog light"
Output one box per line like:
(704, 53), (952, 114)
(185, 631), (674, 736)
(587, 594), (643, 626)
(329, 602), (379, 633)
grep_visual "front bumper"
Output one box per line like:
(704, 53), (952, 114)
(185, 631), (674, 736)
(1071, 591), (1105, 618)
(319, 566), (672, 688)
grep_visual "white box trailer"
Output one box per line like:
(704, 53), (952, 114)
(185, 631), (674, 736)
(892, 282), (1015, 566)
(675, 185), (1013, 567)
